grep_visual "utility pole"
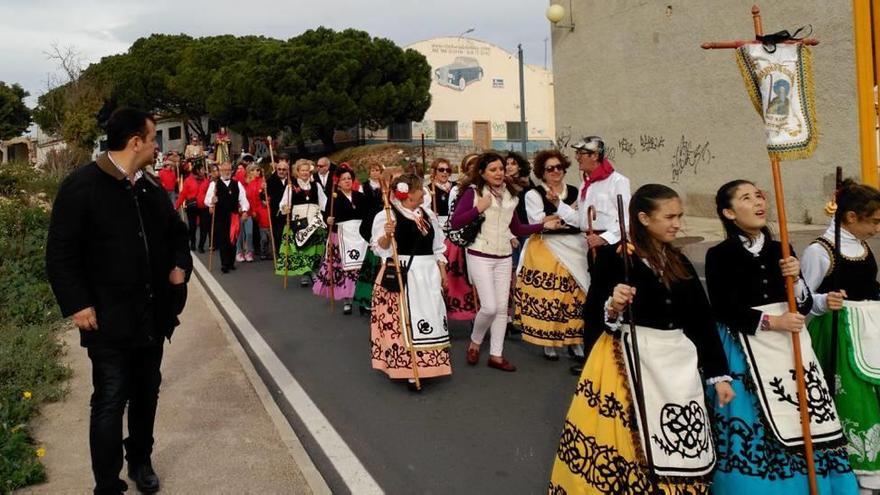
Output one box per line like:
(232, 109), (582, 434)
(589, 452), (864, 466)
(518, 44), (527, 155)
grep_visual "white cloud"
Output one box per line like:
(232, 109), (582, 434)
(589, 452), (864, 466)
(0, 0), (550, 108)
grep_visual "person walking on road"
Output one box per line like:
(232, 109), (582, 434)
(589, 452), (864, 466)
(204, 161), (250, 273)
(370, 173), (451, 389)
(450, 151), (564, 372)
(46, 108), (192, 495)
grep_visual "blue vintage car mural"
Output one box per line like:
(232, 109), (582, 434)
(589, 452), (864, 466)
(434, 56), (484, 91)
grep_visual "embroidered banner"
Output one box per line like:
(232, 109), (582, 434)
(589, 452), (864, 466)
(736, 43), (818, 160)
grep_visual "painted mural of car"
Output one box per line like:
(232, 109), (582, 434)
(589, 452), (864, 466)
(434, 57), (484, 91)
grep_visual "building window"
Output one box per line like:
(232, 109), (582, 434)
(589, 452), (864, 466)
(506, 121), (527, 142)
(388, 121), (412, 142)
(435, 121), (458, 142)
(168, 126), (182, 140)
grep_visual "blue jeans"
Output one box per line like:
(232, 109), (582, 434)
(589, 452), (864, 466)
(236, 216), (253, 254)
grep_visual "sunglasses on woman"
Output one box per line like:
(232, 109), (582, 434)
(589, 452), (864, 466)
(436, 167), (451, 173)
(546, 165), (567, 173)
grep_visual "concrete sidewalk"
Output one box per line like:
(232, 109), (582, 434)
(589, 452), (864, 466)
(19, 278), (327, 494)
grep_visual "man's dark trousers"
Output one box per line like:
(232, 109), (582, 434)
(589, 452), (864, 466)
(89, 344), (163, 494)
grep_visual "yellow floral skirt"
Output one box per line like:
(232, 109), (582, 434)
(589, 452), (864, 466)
(514, 235), (585, 347)
(549, 332), (710, 494)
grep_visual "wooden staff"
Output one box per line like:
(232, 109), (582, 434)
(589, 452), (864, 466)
(208, 179), (218, 271)
(431, 181), (438, 215)
(283, 179), (293, 290)
(380, 178), (421, 390)
(587, 205), (597, 262)
(616, 194), (654, 473)
(703, 7), (818, 492)
(265, 136), (278, 270)
(420, 133), (427, 174)
(326, 177), (339, 311)
(828, 166), (843, 394)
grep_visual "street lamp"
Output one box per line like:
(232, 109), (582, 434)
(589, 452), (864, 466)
(458, 28), (475, 39)
(546, 1), (575, 32)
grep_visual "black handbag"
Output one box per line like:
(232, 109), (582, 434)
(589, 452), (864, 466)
(447, 214), (485, 247)
(380, 255), (414, 293)
(291, 217), (308, 233)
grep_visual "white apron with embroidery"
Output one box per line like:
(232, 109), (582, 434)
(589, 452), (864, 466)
(842, 300), (880, 383)
(337, 219), (368, 271)
(739, 302), (844, 447)
(400, 255), (449, 348)
(292, 203), (326, 248)
(621, 325), (715, 477)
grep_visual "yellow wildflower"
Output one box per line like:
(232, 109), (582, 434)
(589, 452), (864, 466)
(22, 391), (32, 400)
(35, 447), (46, 458)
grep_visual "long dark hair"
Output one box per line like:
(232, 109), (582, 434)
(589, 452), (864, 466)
(836, 179), (880, 225)
(457, 152), (518, 196)
(629, 184), (692, 285)
(715, 179), (774, 243)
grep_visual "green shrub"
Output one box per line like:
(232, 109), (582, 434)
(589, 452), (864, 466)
(0, 162), (69, 492)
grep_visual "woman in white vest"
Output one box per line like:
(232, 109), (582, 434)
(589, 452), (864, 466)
(450, 152), (563, 372)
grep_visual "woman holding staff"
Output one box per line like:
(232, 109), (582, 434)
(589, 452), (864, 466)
(549, 184), (734, 494)
(803, 179), (880, 494)
(277, 159), (326, 287)
(370, 173), (450, 390)
(353, 162), (387, 315)
(313, 166), (368, 314)
(705, 179), (856, 494)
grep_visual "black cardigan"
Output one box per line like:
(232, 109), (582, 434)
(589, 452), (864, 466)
(585, 244), (729, 379)
(324, 190), (368, 232)
(705, 237), (812, 335)
(46, 153), (192, 348)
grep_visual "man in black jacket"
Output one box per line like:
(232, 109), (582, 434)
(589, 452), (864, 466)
(46, 108), (192, 495)
(266, 155), (291, 254)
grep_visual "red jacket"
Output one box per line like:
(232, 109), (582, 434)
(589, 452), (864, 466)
(175, 175), (206, 210)
(197, 178), (212, 209)
(158, 167), (177, 192)
(233, 166), (247, 185)
(245, 178), (270, 228)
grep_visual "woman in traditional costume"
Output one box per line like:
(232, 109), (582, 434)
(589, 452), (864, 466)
(803, 179), (880, 494)
(277, 159), (326, 288)
(705, 179), (857, 494)
(370, 173), (450, 390)
(549, 184), (734, 494)
(353, 162), (388, 315)
(428, 158), (455, 226)
(451, 152), (563, 372)
(313, 166), (369, 315)
(514, 149), (587, 361)
(444, 153), (480, 322)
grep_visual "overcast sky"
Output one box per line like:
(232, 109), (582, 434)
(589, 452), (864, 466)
(1, 0), (552, 108)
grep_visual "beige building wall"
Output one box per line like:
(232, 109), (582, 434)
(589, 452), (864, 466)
(371, 37), (555, 151)
(551, 0), (859, 221)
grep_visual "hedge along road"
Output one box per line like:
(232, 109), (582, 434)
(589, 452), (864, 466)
(193, 250), (578, 494)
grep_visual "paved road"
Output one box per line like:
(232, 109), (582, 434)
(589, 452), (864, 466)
(195, 251), (578, 495)
(195, 227), (880, 494)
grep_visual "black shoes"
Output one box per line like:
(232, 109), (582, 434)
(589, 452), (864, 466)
(197, 246), (205, 253)
(299, 276), (310, 287)
(343, 302), (353, 315)
(569, 364), (584, 376)
(128, 461), (160, 493)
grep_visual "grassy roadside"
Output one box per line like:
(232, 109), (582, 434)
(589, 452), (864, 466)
(0, 162), (71, 493)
